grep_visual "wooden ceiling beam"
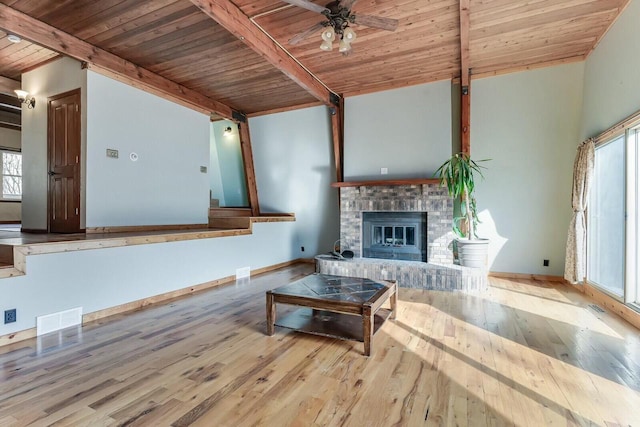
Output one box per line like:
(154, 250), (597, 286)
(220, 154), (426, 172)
(459, 0), (470, 155)
(0, 4), (235, 120)
(189, 0), (337, 107)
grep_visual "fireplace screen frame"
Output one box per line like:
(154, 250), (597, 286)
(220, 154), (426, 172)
(362, 211), (427, 262)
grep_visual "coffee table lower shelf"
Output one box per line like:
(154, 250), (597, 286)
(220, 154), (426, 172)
(275, 308), (392, 343)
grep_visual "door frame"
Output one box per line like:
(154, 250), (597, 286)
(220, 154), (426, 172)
(47, 88), (82, 233)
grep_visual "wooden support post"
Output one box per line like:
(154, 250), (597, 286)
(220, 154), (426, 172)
(238, 121), (260, 217)
(459, 0), (471, 155)
(266, 291), (276, 335)
(461, 85), (470, 155)
(330, 99), (344, 182)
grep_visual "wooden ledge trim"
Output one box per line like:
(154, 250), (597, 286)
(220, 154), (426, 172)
(0, 265), (25, 279)
(331, 178), (441, 188)
(18, 229), (253, 258)
(210, 213), (295, 229)
(251, 214), (295, 223)
(86, 224), (209, 234)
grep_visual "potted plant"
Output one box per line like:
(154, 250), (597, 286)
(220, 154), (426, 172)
(434, 153), (490, 268)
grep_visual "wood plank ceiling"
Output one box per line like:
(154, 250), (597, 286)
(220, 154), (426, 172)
(0, 0), (630, 115)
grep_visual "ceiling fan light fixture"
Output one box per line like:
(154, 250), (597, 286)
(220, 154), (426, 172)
(320, 39), (333, 51)
(343, 27), (357, 42)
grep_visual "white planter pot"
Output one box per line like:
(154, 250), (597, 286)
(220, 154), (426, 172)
(456, 238), (490, 268)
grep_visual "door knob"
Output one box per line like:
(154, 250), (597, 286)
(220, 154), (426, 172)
(48, 171), (60, 176)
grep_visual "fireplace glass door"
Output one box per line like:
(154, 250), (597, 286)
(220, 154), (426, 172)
(363, 212), (426, 262)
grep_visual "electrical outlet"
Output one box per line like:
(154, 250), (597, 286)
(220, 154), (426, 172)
(200, 166), (207, 173)
(106, 149), (118, 159)
(543, 259), (549, 267)
(4, 309), (16, 324)
(381, 167), (388, 175)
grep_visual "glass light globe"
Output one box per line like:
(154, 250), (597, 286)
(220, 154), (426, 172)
(320, 39), (333, 51)
(321, 27), (335, 42)
(343, 27), (357, 42)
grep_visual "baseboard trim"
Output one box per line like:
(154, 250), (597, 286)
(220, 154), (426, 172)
(83, 258), (304, 324)
(581, 283), (640, 330)
(0, 259), (307, 347)
(82, 274), (237, 323)
(489, 271), (564, 282)
(0, 326), (36, 347)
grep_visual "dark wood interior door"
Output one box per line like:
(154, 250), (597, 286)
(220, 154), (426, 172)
(48, 89), (81, 233)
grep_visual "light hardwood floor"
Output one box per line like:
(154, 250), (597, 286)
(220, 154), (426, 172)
(0, 263), (639, 426)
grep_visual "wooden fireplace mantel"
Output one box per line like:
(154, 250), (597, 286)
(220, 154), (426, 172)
(330, 178), (441, 188)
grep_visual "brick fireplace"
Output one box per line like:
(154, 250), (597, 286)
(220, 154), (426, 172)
(316, 180), (487, 292)
(339, 183), (454, 263)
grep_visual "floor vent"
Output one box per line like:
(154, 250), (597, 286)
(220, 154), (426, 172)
(588, 304), (605, 313)
(36, 307), (83, 336)
(236, 267), (251, 280)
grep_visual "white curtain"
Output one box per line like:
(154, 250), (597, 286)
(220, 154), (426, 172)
(564, 139), (595, 284)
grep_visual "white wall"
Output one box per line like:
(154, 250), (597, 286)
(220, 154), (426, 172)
(0, 222), (299, 336)
(250, 105), (339, 256)
(86, 71), (210, 226)
(21, 57), (87, 230)
(472, 62), (584, 275)
(581, 0), (640, 139)
(344, 80), (452, 180)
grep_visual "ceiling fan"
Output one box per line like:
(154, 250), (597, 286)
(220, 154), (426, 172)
(283, 0), (398, 54)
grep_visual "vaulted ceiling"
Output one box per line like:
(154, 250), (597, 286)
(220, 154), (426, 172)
(0, 0), (631, 125)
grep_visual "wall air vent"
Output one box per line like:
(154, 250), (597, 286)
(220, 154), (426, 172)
(36, 307), (83, 336)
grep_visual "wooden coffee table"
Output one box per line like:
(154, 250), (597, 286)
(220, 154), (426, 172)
(266, 274), (397, 356)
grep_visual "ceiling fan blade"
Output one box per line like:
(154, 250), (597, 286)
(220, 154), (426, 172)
(338, 0), (358, 10)
(352, 14), (398, 31)
(289, 22), (326, 45)
(280, 0), (329, 14)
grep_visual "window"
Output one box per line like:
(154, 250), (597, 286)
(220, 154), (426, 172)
(587, 124), (640, 305)
(0, 150), (22, 201)
(587, 136), (625, 297)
